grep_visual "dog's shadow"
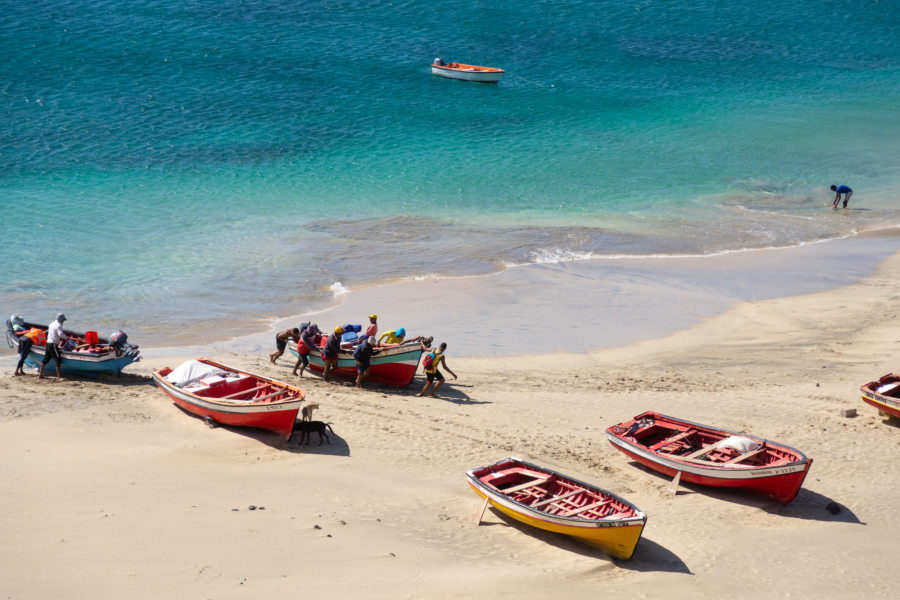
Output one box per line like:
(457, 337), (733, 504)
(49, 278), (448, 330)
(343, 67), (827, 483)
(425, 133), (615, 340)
(237, 425), (351, 456)
(170, 404), (351, 456)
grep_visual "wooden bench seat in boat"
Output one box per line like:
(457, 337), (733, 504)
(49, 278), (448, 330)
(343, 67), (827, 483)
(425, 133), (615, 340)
(221, 383), (271, 399)
(649, 429), (694, 451)
(531, 488), (583, 508)
(682, 442), (720, 460)
(500, 477), (552, 495)
(723, 447), (766, 465)
(563, 498), (612, 517)
(252, 389), (290, 402)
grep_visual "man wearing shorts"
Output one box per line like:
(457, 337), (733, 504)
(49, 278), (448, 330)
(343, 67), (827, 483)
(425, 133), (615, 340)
(354, 335), (380, 388)
(323, 326), (344, 381)
(418, 342), (457, 398)
(293, 323), (317, 377)
(831, 184), (853, 209)
(269, 327), (300, 364)
(39, 313), (68, 380)
(15, 327), (46, 376)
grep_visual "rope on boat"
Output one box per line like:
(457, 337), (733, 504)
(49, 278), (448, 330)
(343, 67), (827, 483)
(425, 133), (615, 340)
(505, 71), (553, 88)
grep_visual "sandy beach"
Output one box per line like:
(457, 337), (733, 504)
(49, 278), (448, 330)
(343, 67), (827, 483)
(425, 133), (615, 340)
(3, 245), (900, 599)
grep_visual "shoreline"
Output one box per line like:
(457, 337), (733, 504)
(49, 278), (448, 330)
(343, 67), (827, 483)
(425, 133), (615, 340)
(5, 228), (900, 364)
(122, 228), (900, 359)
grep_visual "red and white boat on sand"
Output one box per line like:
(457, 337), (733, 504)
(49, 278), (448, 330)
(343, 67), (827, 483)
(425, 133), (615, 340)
(289, 341), (423, 387)
(606, 411), (813, 503)
(431, 59), (504, 83)
(859, 374), (900, 419)
(466, 457), (646, 560)
(152, 358), (305, 440)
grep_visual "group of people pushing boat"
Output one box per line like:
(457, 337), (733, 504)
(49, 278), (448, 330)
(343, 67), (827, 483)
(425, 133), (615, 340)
(268, 313), (457, 396)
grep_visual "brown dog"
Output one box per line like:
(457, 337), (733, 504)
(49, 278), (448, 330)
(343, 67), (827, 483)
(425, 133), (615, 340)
(301, 402), (320, 422)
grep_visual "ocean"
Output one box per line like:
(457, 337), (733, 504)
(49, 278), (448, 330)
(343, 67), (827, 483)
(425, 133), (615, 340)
(2, 0), (899, 351)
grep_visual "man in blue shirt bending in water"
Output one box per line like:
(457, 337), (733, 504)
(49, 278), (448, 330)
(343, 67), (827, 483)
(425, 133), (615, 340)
(831, 184), (853, 209)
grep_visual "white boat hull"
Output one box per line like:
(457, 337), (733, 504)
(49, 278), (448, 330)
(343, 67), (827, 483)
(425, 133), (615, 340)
(431, 65), (503, 83)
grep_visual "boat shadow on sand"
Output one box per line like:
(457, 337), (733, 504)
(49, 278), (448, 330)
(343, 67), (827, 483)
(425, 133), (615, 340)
(483, 508), (691, 574)
(630, 461), (864, 524)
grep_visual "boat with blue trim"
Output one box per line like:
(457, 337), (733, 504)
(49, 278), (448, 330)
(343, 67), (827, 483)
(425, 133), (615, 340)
(6, 317), (140, 377)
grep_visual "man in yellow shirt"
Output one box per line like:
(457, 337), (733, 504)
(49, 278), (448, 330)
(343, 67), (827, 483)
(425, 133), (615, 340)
(378, 327), (406, 345)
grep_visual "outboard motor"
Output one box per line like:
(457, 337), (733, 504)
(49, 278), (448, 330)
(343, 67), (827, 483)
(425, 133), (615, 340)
(109, 330), (128, 349)
(108, 329), (140, 360)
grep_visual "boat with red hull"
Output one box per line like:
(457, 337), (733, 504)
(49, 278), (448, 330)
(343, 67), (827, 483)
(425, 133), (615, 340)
(466, 457), (646, 560)
(289, 341), (423, 387)
(606, 411), (812, 503)
(859, 374), (900, 419)
(152, 358), (305, 440)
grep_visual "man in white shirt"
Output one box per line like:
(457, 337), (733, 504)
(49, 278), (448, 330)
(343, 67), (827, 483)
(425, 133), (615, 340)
(39, 313), (68, 380)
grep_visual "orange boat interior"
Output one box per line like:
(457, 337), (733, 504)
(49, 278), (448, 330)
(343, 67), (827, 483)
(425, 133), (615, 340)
(480, 467), (637, 520)
(438, 62), (502, 72)
(614, 420), (797, 467)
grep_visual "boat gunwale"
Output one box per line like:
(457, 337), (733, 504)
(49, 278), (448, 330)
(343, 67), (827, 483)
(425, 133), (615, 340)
(608, 410), (810, 472)
(11, 320), (141, 365)
(431, 62), (504, 74)
(860, 375), (900, 414)
(151, 358), (305, 410)
(466, 457), (646, 528)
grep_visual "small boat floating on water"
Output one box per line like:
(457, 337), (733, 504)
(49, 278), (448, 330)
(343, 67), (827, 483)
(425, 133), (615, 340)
(5, 317), (140, 377)
(606, 411), (812, 503)
(431, 58), (504, 83)
(151, 358), (305, 440)
(466, 457), (646, 559)
(859, 374), (900, 419)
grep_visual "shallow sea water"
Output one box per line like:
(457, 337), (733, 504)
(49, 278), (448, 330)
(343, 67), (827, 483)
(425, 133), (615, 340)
(2, 1), (898, 350)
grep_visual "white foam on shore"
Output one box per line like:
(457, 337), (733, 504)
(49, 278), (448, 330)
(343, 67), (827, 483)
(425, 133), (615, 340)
(329, 281), (350, 297)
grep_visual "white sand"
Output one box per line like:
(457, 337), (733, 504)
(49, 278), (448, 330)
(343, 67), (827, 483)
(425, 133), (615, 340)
(2, 246), (900, 598)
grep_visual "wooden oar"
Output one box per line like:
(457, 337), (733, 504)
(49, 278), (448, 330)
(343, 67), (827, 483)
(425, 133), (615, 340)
(667, 471), (682, 495)
(475, 496), (490, 525)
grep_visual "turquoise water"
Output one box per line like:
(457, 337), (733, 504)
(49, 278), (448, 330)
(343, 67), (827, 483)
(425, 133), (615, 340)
(2, 1), (899, 344)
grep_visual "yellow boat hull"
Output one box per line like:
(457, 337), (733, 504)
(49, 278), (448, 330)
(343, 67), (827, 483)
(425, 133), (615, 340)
(471, 485), (645, 560)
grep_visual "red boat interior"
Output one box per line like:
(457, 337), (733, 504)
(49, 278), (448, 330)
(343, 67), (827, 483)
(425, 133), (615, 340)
(869, 375), (900, 397)
(476, 465), (637, 520)
(613, 419), (798, 468)
(157, 367), (297, 403)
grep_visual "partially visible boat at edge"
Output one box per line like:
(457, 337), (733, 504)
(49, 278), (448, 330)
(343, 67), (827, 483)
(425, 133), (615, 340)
(151, 358), (305, 440)
(431, 60), (504, 83)
(466, 457), (646, 560)
(5, 318), (140, 377)
(606, 411), (812, 503)
(859, 374), (900, 419)
(289, 341), (423, 387)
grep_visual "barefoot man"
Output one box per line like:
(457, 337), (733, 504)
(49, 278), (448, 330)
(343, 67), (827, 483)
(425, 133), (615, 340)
(269, 327), (300, 364)
(418, 342), (457, 398)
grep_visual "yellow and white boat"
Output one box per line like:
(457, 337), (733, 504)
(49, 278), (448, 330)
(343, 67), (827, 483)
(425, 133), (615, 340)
(466, 457), (646, 559)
